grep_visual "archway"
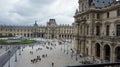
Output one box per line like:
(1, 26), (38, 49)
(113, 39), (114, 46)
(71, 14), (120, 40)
(52, 34), (54, 39)
(95, 43), (100, 58)
(104, 45), (110, 62)
(115, 47), (120, 62)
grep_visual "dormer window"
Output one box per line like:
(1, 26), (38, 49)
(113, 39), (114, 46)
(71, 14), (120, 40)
(117, 9), (120, 16)
(88, 0), (93, 6)
(82, 3), (84, 12)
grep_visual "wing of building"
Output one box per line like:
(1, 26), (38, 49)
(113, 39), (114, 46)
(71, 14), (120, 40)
(0, 19), (73, 40)
(74, 0), (120, 62)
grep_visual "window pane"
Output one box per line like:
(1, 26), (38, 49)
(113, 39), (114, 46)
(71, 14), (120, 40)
(116, 25), (120, 36)
(106, 25), (109, 36)
(96, 25), (100, 36)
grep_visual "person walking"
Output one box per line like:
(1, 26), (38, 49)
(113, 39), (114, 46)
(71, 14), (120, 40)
(52, 62), (54, 67)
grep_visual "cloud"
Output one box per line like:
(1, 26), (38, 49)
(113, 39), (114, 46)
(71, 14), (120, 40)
(28, 0), (56, 7)
(0, 0), (78, 26)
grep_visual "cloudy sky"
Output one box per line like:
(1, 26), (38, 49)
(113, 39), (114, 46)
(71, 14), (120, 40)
(0, 0), (78, 26)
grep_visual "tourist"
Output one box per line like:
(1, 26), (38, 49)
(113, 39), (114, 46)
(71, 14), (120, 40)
(52, 62), (54, 67)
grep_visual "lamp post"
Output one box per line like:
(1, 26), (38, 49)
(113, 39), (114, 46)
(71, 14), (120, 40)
(15, 51), (17, 62)
(6, 45), (8, 51)
(60, 41), (62, 51)
(22, 46), (23, 51)
(64, 41), (65, 53)
(18, 46), (21, 55)
(8, 50), (11, 67)
(67, 44), (68, 54)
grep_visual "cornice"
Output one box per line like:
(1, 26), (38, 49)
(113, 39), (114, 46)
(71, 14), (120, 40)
(74, 3), (120, 18)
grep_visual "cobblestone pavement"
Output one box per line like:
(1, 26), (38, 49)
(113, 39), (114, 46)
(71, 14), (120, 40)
(14, 40), (81, 67)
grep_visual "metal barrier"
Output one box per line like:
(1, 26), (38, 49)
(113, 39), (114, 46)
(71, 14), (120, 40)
(67, 62), (120, 67)
(0, 47), (18, 67)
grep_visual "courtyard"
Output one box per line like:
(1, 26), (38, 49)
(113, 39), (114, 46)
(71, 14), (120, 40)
(3, 38), (81, 67)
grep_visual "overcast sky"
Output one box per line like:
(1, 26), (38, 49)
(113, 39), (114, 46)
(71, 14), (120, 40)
(0, 0), (78, 26)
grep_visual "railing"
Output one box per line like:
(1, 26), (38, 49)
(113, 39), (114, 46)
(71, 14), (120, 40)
(0, 46), (18, 67)
(67, 62), (120, 67)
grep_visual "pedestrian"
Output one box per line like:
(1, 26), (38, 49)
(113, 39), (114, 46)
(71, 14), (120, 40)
(52, 62), (54, 67)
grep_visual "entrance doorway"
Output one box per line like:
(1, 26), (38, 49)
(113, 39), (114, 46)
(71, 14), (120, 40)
(95, 43), (100, 58)
(52, 34), (54, 39)
(104, 45), (110, 62)
(115, 47), (120, 62)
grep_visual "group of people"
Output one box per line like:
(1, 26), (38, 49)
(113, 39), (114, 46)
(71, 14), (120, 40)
(30, 53), (48, 63)
(29, 40), (57, 67)
(30, 51), (33, 54)
(31, 55), (41, 63)
(36, 47), (42, 52)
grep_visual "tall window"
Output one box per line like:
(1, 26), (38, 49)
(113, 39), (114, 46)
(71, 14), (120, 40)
(116, 24), (120, 36)
(96, 25), (100, 36)
(117, 9), (120, 16)
(88, 0), (93, 6)
(107, 12), (109, 18)
(82, 3), (84, 12)
(97, 13), (100, 19)
(106, 25), (110, 36)
(87, 26), (89, 35)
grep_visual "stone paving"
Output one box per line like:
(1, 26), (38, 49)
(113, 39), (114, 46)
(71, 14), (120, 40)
(0, 45), (9, 56)
(14, 40), (81, 67)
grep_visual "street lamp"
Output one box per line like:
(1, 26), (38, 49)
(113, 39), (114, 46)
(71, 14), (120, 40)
(8, 50), (11, 67)
(18, 46), (21, 55)
(15, 50), (17, 62)
(67, 44), (68, 54)
(60, 42), (62, 51)
(71, 48), (73, 58)
(22, 46), (23, 51)
(75, 51), (78, 61)
(64, 41), (65, 53)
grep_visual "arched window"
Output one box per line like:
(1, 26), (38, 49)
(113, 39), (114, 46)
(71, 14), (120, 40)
(115, 47), (120, 62)
(95, 43), (100, 57)
(104, 45), (110, 62)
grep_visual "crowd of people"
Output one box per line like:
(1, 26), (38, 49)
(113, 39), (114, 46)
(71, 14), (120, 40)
(29, 40), (56, 67)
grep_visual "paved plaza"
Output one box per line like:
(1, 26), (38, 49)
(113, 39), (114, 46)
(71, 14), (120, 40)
(12, 39), (81, 67)
(0, 45), (12, 58)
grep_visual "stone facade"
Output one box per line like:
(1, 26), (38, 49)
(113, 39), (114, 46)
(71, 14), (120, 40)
(74, 0), (120, 62)
(0, 19), (73, 39)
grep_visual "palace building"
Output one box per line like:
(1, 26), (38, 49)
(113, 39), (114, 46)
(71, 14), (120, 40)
(74, 0), (120, 62)
(0, 19), (73, 39)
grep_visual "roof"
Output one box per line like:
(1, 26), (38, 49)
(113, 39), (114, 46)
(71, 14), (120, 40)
(94, 0), (113, 8)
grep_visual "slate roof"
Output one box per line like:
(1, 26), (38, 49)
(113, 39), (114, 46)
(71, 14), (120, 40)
(94, 0), (113, 8)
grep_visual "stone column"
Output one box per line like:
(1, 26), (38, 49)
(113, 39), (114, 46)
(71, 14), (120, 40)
(101, 46), (104, 63)
(91, 41), (95, 56)
(110, 46), (113, 62)
(112, 46), (116, 62)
